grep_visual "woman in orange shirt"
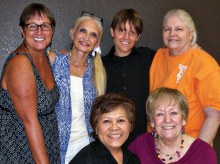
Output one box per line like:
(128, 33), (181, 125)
(149, 9), (220, 144)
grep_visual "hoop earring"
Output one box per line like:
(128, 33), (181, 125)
(23, 40), (26, 47)
(71, 42), (74, 49)
(47, 42), (52, 55)
(163, 45), (166, 54)
(130, 125), (133, 132)
(189, 42), (192, 48)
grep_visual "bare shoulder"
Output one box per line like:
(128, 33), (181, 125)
(176, 134), (196, 158)
(3, 53), (36, 92)
(3, 53), (38, 122)
(183, 134), (196, 149)
(6, 54), (33, 74)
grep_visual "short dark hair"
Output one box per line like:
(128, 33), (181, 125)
(19, 3), (55, 30)
(111, 9), (143, 35)
(90, 93), (136, 139)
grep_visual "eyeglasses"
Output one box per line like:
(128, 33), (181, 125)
(25, 23), (54, 31)
(80, 11), (103, 26)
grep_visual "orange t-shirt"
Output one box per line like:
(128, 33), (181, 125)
(148, 48), (220, 139)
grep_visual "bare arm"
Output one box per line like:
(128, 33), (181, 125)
(4, 55), (49, 164)
(198, 106), (220, 144)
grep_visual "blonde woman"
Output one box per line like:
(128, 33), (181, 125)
(49, 11), (106, 164)
(129, 88), (217, 164)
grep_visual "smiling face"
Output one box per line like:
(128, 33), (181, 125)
(71, 18), (100, 54)
(111, 21), (140, 57)
(96, 107), (131, 152)
(163, 15), (193, 56)
(21, 14), (54, 52)
(150, 102), (186, 141)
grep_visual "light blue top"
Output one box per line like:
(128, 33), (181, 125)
(52, 51), (95, 164)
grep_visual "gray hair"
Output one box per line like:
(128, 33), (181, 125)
(163, 9), (197, 44)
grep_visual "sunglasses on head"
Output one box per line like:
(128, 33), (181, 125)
(80, 11), (103, 26)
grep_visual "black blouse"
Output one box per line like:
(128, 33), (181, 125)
(69, 138), (140, 164)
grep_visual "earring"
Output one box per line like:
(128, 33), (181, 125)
(130, 126), (133, 132)
(189, 42), (192, 47)
(23, 40), (26, 47)
(182, 127), (185, 134)
(163, 45), (166, 54)
(151, 127), (156, 136)
(47, 42), (52, 55)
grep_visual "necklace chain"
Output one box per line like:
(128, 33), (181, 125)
(154, 133), (184, 162)
(69, 50), (87, 78)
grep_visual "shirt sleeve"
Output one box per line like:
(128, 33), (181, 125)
(194, 52), (220, 111)
(202, 142), (218, 164)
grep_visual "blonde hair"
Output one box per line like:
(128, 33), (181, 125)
(70, 16), (106, 96)
(70, 16), (103, 44)
(146, 87), (189, 123)
(163, 9), (197, 44)
(93, 52), (106, 96)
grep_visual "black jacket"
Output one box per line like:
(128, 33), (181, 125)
(69, 139), (140, 164)
(102, 46), (155, 146)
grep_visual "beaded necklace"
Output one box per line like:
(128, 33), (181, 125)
(154, 133), (184, 162)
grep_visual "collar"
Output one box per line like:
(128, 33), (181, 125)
(92, 138), (133, 163)
(105, 46), (138, 62)
(92, 138), (112, 158)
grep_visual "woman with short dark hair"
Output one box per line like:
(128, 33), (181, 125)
(70, 93), (140, 164)
(0, 3), (60, 163)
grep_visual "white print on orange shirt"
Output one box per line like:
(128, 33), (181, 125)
(176, 64), (188, 83)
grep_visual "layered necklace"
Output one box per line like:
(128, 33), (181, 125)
(154, 133), (184, 162)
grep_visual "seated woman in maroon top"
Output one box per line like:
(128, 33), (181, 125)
(128, 87), (217, 164)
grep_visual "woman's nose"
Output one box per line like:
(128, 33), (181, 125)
(111, 122), (119, 130)
(170, 29), (175, 36)
(36, 26), (43, 34)
(165, 114), (172, 123)
(84, 33), (90, 40)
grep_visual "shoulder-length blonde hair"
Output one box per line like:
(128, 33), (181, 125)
(146, 87), (189, 123)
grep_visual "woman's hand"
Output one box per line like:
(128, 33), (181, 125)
(58, 49), (68, 55)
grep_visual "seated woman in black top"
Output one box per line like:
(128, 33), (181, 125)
(70, 93), (140, 164)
